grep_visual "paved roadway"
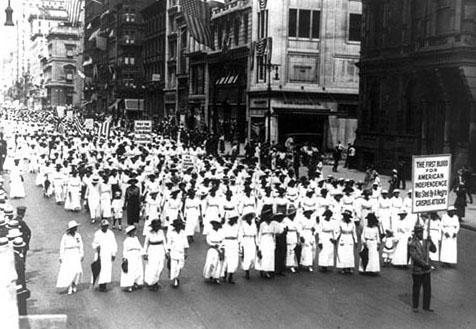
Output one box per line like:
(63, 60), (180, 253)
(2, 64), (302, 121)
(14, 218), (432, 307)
(8, 173), (476, 329)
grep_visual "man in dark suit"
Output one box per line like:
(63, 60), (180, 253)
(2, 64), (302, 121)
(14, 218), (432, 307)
(0, 133), (7, 173)
(409, 225), (436, 313)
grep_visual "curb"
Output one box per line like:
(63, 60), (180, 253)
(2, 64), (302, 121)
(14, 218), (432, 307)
(461, 223), (476, 232)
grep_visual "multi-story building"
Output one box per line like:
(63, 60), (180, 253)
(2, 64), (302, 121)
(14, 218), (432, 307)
(248, 0), (361, 148)
(84, 0), (149, 118)
(42, 24), (82, 107)
(355, 0), (476, 174)
(141, 0), (166, 119)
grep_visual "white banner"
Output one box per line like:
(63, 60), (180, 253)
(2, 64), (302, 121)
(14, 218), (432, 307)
(134, 120), (152, 144)
(412, 154), (451, 213)
(84, 119), (94, 130)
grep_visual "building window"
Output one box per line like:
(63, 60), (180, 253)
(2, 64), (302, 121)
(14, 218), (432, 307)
(289, 9), (320, 39)
(257, 55), (268, 83)
(243, 13), (249, 44)
(234, 17), (240, 46)
(289, 9), (297, 37)
(298, 10), (311, 38)
(191, 64), (204, 95)
(348, 13), (362, 42)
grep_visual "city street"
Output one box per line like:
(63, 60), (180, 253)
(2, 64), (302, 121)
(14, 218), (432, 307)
(9, 173), (476, 329)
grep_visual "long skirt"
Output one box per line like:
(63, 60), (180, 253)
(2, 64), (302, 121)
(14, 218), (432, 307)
(56, 250), (82, 288)
(359, 240), (380, 273)
(120, 251), (144, 288)
(222, 239), (239, 274)
(440, 237), (457, 264)
(336, 243), (355, 268)
(286, 243), (298, 267)
(392, 234), (410, 266)
(203, 247), (223, 279)
(144, 245), (166, 285)
(101, 198), (112, 218)
(318, 235), (335, 267)
(185, 211), (200, 237)
(241, 237), (256, 271)
(170, 257), (185, 280)
(301, 243), (315, 267)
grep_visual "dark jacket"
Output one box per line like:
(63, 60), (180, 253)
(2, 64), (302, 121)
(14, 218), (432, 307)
(409, 237), (436, 275)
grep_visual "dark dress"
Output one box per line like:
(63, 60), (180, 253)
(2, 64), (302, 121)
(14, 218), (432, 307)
(454, 188), (467, 218)
(274, 228), (287, 274)
(125, 185), (141, 225)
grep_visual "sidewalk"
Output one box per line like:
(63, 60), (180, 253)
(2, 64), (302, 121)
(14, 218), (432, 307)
(314, 164), (476, 232)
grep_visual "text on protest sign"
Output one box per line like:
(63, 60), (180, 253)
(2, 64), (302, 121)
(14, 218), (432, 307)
(134, 120), (152, 144)
(412, 154), (451, 213)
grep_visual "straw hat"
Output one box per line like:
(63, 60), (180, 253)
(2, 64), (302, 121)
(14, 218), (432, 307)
(67, 220), (79, 231)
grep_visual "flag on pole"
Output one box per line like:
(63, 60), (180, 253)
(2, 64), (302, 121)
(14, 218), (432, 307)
(73, 117), (85, 135)
(66, 0), (83, 26)
(255, 38), (267, 56)
(181, 0), (216, 49)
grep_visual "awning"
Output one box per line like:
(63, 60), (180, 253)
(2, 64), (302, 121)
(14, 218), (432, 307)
(124, 99), (144, 111)
(108, 99), (122, 111)
(215, 73), (239, 85)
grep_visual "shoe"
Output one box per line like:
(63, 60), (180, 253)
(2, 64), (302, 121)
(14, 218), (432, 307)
(290, 267), (296, 273)
(412, 308), (419, 313)
(309, 267), (313, 272)
(67, 286), (73, 295)
(125, 287), (133, 293)
(423, 308), (434, 312)
(72, 286), (77, 293)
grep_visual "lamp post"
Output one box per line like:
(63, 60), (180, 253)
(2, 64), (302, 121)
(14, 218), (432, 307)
(266, 62), (280, 143)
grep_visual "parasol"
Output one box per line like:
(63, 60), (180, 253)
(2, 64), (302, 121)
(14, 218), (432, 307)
(359, 246), (369, 271)
(91, 252), (101, 287)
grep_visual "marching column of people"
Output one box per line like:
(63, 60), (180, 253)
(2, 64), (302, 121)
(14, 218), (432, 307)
(0, 109), (464, 313)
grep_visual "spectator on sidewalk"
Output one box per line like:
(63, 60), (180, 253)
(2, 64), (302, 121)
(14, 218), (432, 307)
(388, 169), (399, 194)
(344, 143), (356, 169)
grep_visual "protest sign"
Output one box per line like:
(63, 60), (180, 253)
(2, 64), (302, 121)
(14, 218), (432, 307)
(134, 120), (152, 144)
(412, 154), (451, 213)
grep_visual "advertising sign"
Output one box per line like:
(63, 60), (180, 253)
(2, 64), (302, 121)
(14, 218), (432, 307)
(412, 154), (451, 213)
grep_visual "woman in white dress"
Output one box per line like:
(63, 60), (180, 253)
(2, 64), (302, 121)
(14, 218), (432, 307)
(336, 210), (357, 274)
(9, 159), (25, 199)
(203, 188), (222, 235)
(440, 207), (460, 266)
(167, 219), (189, 288)
(184, 189), (201, 242)
(239, 212), (258, 279)
(143, 190), (161, 236)
(359, 213), (381, 275)
(221, 214), (240, 284)
(64, 172), (82, 211)
(392, 210), (412, 267)
(143, 219), (167, 290)
(317, 209), (337, 272)
(56, 221), (83, 294)
(100, 176), (113, 220)
(203, 219), (225, 284)
(428, 212), (442, 262)
(257, 209), (277, 278)
(120, 226), (144, 292)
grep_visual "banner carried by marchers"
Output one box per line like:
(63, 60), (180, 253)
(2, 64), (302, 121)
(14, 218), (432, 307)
(412, 154), (451, 213)
(134, 120), (152, 144)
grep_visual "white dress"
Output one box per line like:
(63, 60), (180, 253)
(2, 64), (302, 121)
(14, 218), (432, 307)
(56, 233), (83, 288)
(283, 217), (299, 267)
(222, 223), (240, 275)
(392, 217), (412, 266)
(440, 214), (460, 264)
(428, 219), (442, 262)
(65, 177), (82, 211)
(359, 226), (380, 273)
(9, 164), (25, 198)
(336, 221), (357, 269)
(144, 230), (167, 286)
(184, 197), (201, 237)
(91, 230), (118, 285)
(318, 219), (336, 267)
(239, 221), (257, 271)
(299, 216), (318, 267)
(257, 221), (276, 272)
(100, 183), (113, 218)
(203, 229), (225, 279)
(167, 229), (189, 280)
(120, 236), (144, 288)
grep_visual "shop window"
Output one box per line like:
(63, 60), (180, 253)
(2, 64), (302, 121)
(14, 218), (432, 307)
(349, 13), (362, 42)
(288, 55), (318, 83)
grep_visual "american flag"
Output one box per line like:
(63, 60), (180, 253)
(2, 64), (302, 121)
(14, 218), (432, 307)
(181, 0), (214, 49)
(255, 38), (267, 56)
(65, 0), (83, 26)
(73, 117), (85, 135)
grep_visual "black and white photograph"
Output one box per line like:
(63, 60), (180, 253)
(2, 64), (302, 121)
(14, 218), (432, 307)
(0, 0), (475, 328)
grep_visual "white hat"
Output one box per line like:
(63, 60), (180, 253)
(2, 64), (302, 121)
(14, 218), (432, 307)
(447, 206), (456, 211)
(125, 225), (136, 234)
(67, 220), (79, 230)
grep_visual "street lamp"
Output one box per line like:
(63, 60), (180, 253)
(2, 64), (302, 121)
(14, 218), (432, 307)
(266, 62), (280, 143)
(5, 0), (13, 26)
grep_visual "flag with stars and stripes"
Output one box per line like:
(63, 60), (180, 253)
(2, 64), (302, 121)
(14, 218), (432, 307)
(98, 117), (112, 139)
(181, 0), (215, 49)
(66, 0), (83, 26)
(259, 0), (267, 11)
(73, 117), (85, 135)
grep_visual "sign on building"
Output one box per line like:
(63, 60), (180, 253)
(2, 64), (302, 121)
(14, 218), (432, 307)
(134, 120), (152, 144)
(412, 154), (451, 214)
